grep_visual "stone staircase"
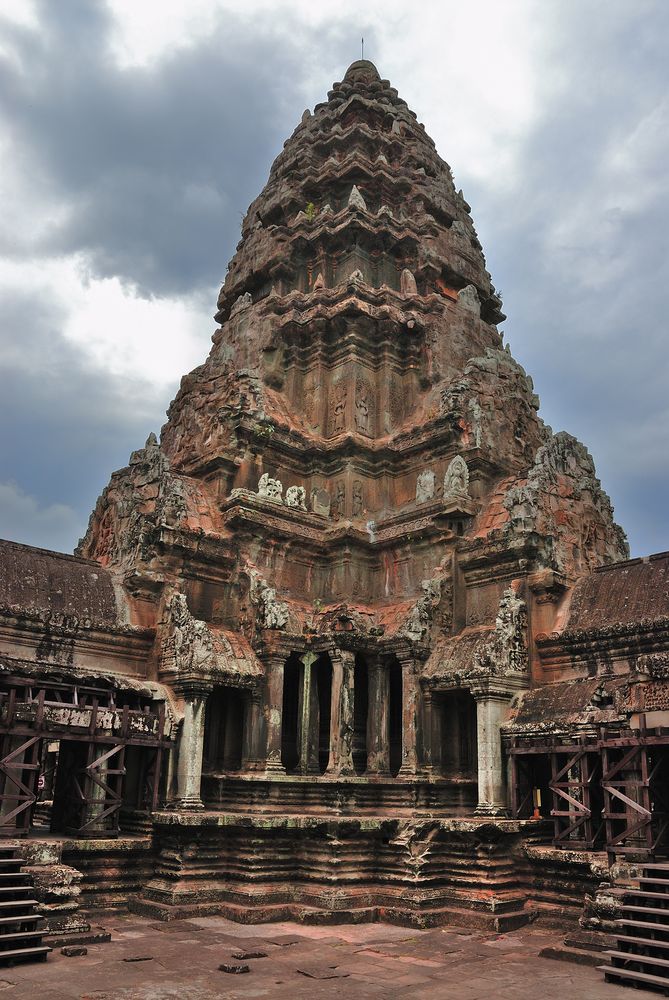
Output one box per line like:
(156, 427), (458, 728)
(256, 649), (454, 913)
(0, 846), (50, 966)
(601, 862), (669, 992)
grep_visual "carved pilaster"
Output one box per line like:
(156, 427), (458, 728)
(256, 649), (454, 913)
(242, 690), (265, 772)
(328, 649), (355, 775)
(470, 681), (515, 816)
(398, 655), (419, 777)
(174, 682), (212, 810)
(367, 657), (390, 775)
(264, 656), (286, 775)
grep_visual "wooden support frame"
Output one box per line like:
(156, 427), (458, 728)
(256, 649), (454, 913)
(0, 677), (171, 838)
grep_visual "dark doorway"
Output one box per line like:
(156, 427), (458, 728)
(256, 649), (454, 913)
(281, 654), (303, 772)
(388, 658), (403, 777)
(203, 687), (245, 772)
(353, 654), (369, 775)
(441, 689), (477, 779)
(315, 654), (333, 774)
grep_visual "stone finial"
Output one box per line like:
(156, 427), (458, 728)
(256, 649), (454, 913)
(400, 268), (418, 296)
(457, 284), (480, 316)
(230, 291), (253, 316)
(348, 185), (367, 212)
(416, 470), (435, 503)
(348, 269), (364, 284)
(257, 473), (283, 503)
(145, 432), (158, 448)
(313, 272), (325, 290)
(301, 109), (311, 123)
(443, 455), (469, 497)
(285, 485), (307, 510)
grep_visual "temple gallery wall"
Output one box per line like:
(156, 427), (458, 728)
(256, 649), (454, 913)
(0, 60), (667, 951)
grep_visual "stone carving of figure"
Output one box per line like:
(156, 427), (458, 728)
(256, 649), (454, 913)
(257, 473), (283, 503)
(400, 268), (418, 296)
(352, 481), (364, 516)
(415, 470), (435, 504)
(168, 593), (215, 674)
(355, 389), (370, 434)
(252, 578), (289, 630)
(332, 384), (347, 433)
(333, 480), (346, 519)
(285, 485), (307, 510)
(443, 455), (469, 497)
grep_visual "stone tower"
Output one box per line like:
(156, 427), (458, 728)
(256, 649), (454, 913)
(71, 59), (633, 923)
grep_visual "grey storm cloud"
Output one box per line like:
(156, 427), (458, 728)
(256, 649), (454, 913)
(0, 0), (361, 296)
(0, 284), (168, 547)
(467, 2), (669, 558)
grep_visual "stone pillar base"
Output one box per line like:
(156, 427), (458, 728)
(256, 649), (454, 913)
(176, 796), (205, 810)
(475, 803), (510, 818)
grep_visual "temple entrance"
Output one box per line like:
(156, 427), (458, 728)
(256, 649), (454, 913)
(281, 654), (302, 772)
(353, 655), (369, 775)
(440, 689), (477, 779)
(315, 654), (333, 774)
(203, 687), (245, 772)
(388, 658), (403, 777)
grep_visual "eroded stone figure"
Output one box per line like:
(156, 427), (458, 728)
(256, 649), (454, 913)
(285, 485), (307, 510)
(352, 481), (364, 516)
(257, 473), (283, 502)
(443, 455), (469, 497)
(332, 384), (347, 432)
(333, 480), (346, 518)
(355, 390), (370, 433)
(416, 470), (435, 503)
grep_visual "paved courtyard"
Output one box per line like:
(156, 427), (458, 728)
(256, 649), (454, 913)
(1, 913), (634, 999)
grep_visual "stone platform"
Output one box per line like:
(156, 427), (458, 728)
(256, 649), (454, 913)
(133, 813), (544, 932)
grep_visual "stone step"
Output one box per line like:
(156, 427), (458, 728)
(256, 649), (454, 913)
(601, 964), (669, 990)
(616, 934), (669, 954)
(0, 945), (50, 966)
(0, 930), (45, 946)
(0, 860), (23, 871)
(0, 900), (39, 912)
(0, 874), (30, 883)
(623, 905), (669, 920)
(641, 878), (669, 890)
(623, 891), (669, 907)
(539, 944), (601, 967)
(0, 915), (42, 928)
(607, 949), (669, 971)
(618, 918), (669, 938)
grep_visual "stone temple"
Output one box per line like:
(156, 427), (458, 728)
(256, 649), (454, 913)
(1, 60), (668, 975)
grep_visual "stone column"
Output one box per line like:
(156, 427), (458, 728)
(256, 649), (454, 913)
(398, 656), (419, 777)
(366, 658), (390, 775)
(242, 689), (264, 772)
(299, 652), (320, 774)
(264, 656), (286, 775)
(472, 686), (512, 816)
(327, 649), (355, 775)
(421, 687), (435, 774)
(175, 686), (210, 809)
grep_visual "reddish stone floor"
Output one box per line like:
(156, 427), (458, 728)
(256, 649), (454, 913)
(2, 913), (633, 999)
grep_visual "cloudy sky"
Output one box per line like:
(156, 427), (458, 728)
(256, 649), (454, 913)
(0, 0), (667, 557)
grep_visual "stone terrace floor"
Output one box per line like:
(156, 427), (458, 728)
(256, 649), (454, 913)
(1, 913), (637, 999)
